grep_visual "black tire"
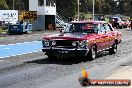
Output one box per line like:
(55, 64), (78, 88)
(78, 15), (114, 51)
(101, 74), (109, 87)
(109, 42), (117, 54)
(115, 23), (119, 29)
(47, 55), (56, 60)
(123, 25), (127, 28)
(26, 31), (32, 34)
(119, 25), (123, 29)
(87, 45), (97, 60)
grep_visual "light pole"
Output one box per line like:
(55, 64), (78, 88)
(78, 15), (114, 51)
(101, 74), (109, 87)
(78, 0), (79, 21)
(13, 0), (14, 10)
(92, 0), (95, 20)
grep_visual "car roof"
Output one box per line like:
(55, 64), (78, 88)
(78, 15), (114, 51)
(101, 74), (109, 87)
(111, 17), (121, 19)
(71, 20), (107, 24)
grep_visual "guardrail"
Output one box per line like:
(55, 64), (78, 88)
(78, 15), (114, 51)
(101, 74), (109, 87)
(56, 12), (66, 28)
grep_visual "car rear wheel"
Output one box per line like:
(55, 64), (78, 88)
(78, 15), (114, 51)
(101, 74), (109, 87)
(119, 25), (123, 29)
(26, 31), (31, 34)
(87, 45), (97, 60)
(47, 55), (56, 60)
(109, 42), (117, 54)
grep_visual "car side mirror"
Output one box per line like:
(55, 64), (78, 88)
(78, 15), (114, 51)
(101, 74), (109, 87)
(59, 29), (64, 33)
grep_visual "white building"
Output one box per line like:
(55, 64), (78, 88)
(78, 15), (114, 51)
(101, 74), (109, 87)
(29, 0), (56, 30)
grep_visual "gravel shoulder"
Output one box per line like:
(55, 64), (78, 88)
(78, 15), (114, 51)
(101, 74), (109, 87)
(0, 30), (59, 45)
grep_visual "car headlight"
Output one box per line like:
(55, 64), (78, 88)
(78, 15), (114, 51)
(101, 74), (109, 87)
(72, 41), (77, 46)
(78, 40), (87, 48)
(42, 40), (49, 46)
(51, 41), (56, 46)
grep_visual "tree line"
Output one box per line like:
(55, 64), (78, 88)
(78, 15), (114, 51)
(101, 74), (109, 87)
(56, 0), (132, 19)
(0, 0), (132, 19)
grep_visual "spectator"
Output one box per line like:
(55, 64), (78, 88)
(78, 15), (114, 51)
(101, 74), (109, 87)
(68, 17), (73, 22)
(105, 17), (110, 23)
(20, 19), (24, 25)
(48, 23), (54, 30)
(100, 16), (105, 21)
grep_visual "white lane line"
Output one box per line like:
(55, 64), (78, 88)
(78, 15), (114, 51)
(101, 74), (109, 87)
(0, 41), (40, 46)
(4, 48), (10, 50)
(0, 45), (6, 46)
(21, 42), (31, 44)
(15, 43), (22, 45)
(8, 44), (14, 46)
(35, 34), (39, 35)
(0, 50), (42, 59)
(0, 60), (3, 61)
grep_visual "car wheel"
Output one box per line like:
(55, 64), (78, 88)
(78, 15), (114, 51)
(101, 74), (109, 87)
(47, 55), (56, 60)
(119, 25), (122, 29)
(26, 31), (31, 34)
(116, 24), (119, 29)
(109, 42), (117, 54)
(87, 45), (97, 60)
(123, 25), (126, 28)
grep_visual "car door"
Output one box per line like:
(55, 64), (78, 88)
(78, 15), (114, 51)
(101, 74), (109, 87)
(104, 23), (115, 49)
(96, 24), (107, 51)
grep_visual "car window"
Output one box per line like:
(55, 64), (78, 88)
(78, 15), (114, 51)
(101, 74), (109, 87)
(112, 18), (118, 21)
(82, 23), (98, 33)
(112, 17), (122, 21)
(64, 24), (72, 32)
(104, 24), (111, 32)
(68, 23), (98, 34)
(93, 24), (98, 33)
(98, 24), (106, 34)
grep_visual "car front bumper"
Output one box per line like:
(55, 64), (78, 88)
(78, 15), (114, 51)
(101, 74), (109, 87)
(42, 47), (89, 56)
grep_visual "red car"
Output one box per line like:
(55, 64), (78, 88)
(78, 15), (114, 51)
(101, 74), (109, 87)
(122, 19), (130, 28)
(42, 21), (121, 60)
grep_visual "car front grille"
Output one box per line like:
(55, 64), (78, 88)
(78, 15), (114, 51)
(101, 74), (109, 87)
(54, 40), (76, 48)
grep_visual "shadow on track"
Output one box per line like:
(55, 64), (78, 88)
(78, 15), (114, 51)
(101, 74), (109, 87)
(24, 56), (89, 65)
(24, 51), (110, 65)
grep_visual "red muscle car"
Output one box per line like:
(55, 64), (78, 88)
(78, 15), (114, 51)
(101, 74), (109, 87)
(42, 21), (121, 60)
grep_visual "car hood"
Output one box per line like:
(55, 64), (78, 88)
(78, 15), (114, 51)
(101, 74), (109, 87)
(42, 32), (96, 40)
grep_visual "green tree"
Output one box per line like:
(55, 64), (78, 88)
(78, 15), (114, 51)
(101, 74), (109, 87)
(5, 0), (28, 10)
(80, 0), (93, 13)
(79, 0), (111, 14)
(56, 0), (77, 20)
(23, 0), (29, 10)
(0, 0), (9, 9)
(2, 0), (132, 18)
(128, 0), (132, 15)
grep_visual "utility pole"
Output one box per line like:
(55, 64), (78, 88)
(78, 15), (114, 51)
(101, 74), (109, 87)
(92, 0), (95, 20)
(78, 0), (79, 21)
(13, 0), (14, 10)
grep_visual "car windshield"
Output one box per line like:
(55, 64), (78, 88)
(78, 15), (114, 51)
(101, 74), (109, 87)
(111, 18), (118, 21)
(66, 23), (98, 34)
